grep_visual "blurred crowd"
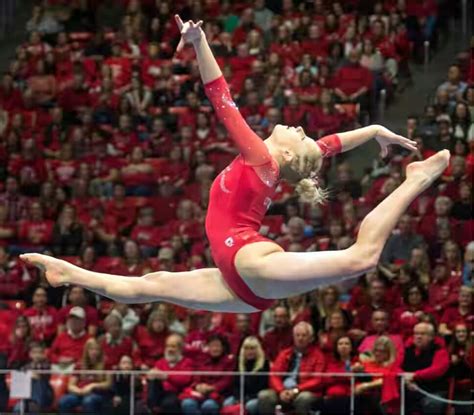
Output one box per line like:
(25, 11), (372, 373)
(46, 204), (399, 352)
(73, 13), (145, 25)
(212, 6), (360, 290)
(0, 0), (472, 414)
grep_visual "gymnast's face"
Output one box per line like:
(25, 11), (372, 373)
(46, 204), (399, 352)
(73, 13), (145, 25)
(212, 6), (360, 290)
(272, 124), (322, 180)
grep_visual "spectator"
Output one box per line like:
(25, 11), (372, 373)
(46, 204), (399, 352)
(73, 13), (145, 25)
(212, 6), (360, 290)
(121, 146), (154, 196)
(58, 338), (112, 413)
(319, 310), (349, 355)
(222, 336), (269, 415)
(286, 293), (311, 324)
(99, 313), (137, 369)
(262, 305), (293, 362)
(110, 303), (140, 336)
(380, 214), (425, 269)
(392, 283), (434, 340)
(51, 205), (84, 256)
(0, 246), (35, 299)
(429, 259), (462, 318)
(17, 201), (54, 251)
(354, 336), (401, 415)
(321, 335), (358, 414)
(451, 182), (473, 220)
(105, 355), (143, 415)
(350, 279), (392, 340)
(358, 310), (405, 364)
(58, 286), (99, 336)
(0, 204), (15, 246)
(23, 286), (58, 345)
(113, 239), (152, 276)
(147, 333), (193, 414)
(49, 306), (89, 371)
(13, 341), (53, 414)
(0, 177), (28, 222)
(136, 311), (170, 370)
(180, 334), (234, 415)
(438, 286), (473, 337)
(437, 64), (467, 104)
(402, 322), (450, 415)
(6, 315), (31, 369)
(258, 322), (325, 415)
(227, 313), (254, 355)
(333, 49), (373, 114)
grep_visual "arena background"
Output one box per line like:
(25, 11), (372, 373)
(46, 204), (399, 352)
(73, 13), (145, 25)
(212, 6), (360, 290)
(0, 0), (472, 414)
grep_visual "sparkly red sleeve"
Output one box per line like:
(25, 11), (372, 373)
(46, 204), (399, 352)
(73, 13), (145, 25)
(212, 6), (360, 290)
(205, 76), (271, 166)
(316, 134), (342, 158)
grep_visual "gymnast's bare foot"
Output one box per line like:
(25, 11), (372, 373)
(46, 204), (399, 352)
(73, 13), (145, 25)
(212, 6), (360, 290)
(405, 150), (450, 189)
(20, 253), (70, 287)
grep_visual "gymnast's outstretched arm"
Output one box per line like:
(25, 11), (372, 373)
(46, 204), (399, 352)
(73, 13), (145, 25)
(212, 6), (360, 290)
(175, 15), (271, 167)
(335, 125), (418, 157)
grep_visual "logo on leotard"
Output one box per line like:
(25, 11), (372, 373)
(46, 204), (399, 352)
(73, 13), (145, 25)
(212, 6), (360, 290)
(224, 237), (234, 247)
(220, 172), (231, 194)
(263, 197), (272, 210)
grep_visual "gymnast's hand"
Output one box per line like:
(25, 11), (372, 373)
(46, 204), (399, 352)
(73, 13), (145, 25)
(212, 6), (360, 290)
(374, 125), (418, 157)
(175, 15), (204, 52)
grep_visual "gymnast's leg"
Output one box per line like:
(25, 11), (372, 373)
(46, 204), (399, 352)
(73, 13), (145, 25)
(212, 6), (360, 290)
(236, 150), (450, 299)
(19, 254), (257, 312)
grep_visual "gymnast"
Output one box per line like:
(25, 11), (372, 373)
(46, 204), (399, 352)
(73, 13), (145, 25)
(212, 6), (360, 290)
(21, 16), (450, 313)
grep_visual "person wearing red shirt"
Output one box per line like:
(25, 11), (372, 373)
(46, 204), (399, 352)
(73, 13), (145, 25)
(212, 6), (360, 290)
(276, 217), (312, 252)
(147, 333), (193, 414)
(111, 239), (152, 277)
(99, 313), (138, 369)
(358, 310), (405, 364)
(131, 206), (166, 257)
(8, 139), (47, 196)
(428, 260), (462, 318)
(418, 195), (457, 240)
(263, 306), (293, 362)
(57, 286), (99, 336)
(184, 311), (217, 360)
(307, 89), (347, 137)
(110, 114), (140, 157)
(0, 176), (29, 223)
(258, 322), (326, 415)
(301, 24), (329, 59)
(23, 287), (58, 345)
(104, 44), (132, 89)
(438, 286), (474, 336)
(48, 143), (77, 188)
(0, 204), (15, 247)
(17, 201), (54, 249)
(135, 311), (170, 369)
(0, 246), (35, 299)
(391, 283), (435, 340)
(231, 8), (262, 46)
(58, 72), (92, 114)
(121, 146), (154, 196)
(319, 310), (349, 356)
(0, 73), (23, 112)
(49, 307), (90, 371)
(322, 335), (359, 413)
(180, 334), (234, 414)
(333, 49), (373, 111)
(103, 183), (137, 234)
(226, 313), (255, 356)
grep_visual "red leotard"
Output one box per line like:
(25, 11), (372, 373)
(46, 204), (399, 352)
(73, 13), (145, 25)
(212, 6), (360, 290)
(204, 76), (341, 310)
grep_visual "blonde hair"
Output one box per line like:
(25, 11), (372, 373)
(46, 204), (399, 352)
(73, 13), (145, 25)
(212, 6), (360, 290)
(372, 336), (396, 366)
(238, 336), (266, 373)
(295, 178), (328, 205)
(82, 338), (105, 370)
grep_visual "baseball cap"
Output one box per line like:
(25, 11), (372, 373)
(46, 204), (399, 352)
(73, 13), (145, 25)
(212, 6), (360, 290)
(68, 306), (86, 319)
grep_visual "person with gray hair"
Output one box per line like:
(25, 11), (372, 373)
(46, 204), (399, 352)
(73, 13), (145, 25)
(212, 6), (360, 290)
(258, 322), (326, 415)
(99, 312), (138, 369)
(402, 322), (450, 415)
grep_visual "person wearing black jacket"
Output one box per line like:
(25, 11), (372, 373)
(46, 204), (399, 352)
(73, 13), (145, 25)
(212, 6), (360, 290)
(222, 336), (269, 415)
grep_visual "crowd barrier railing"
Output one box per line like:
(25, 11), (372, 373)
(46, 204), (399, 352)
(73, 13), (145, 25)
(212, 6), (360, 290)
(1, 369), (473, 415)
